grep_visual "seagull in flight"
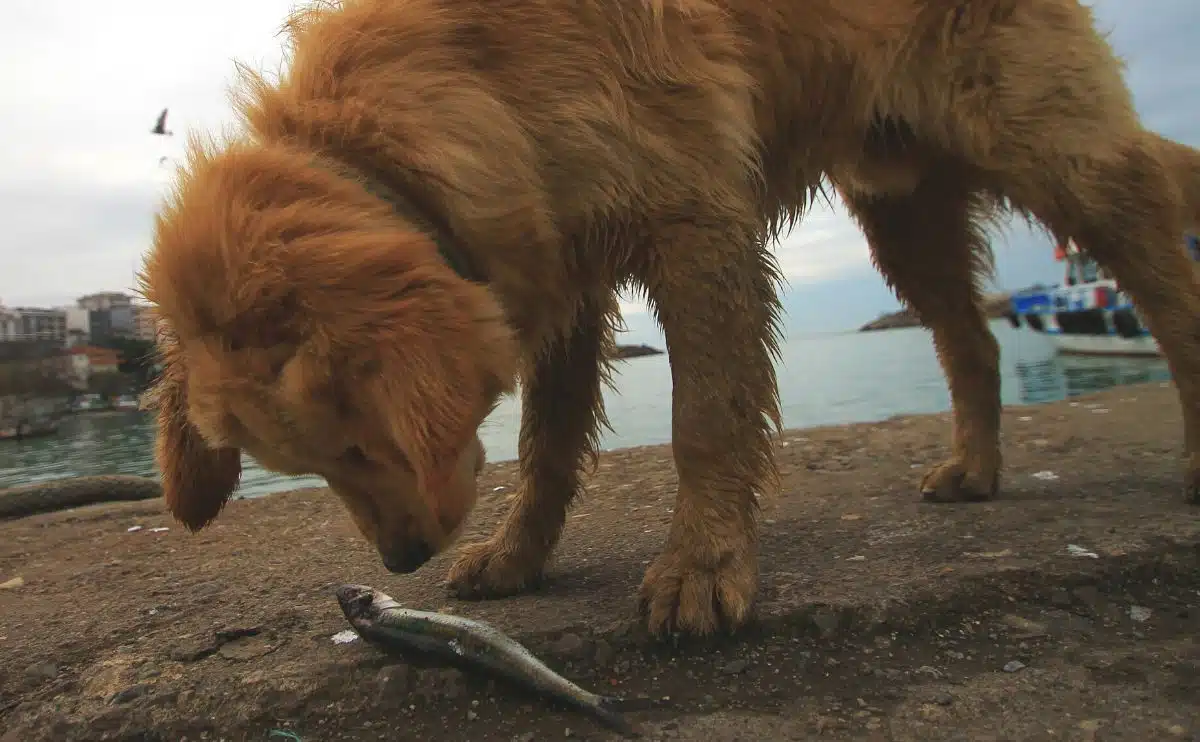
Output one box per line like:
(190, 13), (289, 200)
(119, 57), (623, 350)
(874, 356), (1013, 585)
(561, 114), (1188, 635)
(151, 108), (173, 136)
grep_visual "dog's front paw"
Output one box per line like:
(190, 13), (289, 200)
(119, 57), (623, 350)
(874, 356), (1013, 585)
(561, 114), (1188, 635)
(445, 538), (545, 599)
(637, 539), (757, 637)
(920, 457), (999, 503)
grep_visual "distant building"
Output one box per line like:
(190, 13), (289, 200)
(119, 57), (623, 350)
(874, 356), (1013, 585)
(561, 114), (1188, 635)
(109, 304), (135, 337)
(66, 345), (122, 389)
(76, 292), (134, 312)
(132, 304), (161, 343)
(0, 293), (153, 348)
(78, 292), (136, 344)
(0, 303), (68, 345)
(61, 306), (91, 348)
(0, 305), (17, 342)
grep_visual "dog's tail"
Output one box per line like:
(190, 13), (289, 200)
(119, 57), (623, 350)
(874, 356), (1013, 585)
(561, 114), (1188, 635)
(1147, 131), (1200, 234)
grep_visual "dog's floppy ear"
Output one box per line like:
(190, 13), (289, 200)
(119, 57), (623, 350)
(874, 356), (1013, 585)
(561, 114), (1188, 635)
(146, 354), (243, 531)
(356, 343), (495, 505)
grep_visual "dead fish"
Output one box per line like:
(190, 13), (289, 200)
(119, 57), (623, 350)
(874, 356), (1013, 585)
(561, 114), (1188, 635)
(335, 583), (639, 736)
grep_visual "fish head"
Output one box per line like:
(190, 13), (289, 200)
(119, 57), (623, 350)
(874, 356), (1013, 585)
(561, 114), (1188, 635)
(334, 583), (379, 624)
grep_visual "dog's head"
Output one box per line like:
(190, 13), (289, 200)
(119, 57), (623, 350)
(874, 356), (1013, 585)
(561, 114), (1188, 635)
(141, 139), (518, 573)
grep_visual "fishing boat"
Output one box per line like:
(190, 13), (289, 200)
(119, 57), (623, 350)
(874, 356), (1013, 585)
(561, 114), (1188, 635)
(1006, 234), (1200, 357)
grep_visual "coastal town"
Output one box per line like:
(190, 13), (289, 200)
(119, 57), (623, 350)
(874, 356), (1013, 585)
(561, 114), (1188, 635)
(0, 294), (665, 441)
(0, 293), (160, 439)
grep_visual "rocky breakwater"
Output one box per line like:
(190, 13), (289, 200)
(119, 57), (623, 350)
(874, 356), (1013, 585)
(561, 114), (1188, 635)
(859, 292), (1014, 332)
(613, 344), (663, 359)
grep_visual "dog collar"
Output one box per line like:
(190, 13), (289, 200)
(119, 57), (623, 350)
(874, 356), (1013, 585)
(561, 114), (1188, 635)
(312, 153), (485, 284)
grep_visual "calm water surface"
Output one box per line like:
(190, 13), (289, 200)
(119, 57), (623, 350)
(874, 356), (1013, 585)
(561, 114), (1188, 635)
(0, 321), (1172, 496)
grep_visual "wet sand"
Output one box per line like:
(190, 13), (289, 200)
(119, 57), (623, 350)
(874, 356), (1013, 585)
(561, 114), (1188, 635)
(1, 381), (1198, 741)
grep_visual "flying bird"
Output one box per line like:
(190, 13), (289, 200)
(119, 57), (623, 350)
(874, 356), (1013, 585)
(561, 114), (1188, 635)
(151, 108), (173, 136)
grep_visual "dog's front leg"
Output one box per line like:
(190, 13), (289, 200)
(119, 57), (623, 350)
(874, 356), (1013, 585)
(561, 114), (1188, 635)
(447, 293), (617, 598)
(636, 217), (784, 637)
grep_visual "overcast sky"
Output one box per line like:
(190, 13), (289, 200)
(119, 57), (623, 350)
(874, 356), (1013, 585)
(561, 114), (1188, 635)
(1, 0), (1195, 336)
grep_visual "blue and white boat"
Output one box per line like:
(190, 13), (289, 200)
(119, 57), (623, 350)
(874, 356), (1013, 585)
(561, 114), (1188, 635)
(1007, 234), (1200, 357)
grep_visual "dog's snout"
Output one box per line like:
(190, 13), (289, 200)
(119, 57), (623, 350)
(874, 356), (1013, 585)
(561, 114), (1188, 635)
(381, 542), (434, 574)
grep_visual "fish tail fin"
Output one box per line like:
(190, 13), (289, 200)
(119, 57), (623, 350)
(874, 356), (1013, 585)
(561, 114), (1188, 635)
(592, 696), (639, 737)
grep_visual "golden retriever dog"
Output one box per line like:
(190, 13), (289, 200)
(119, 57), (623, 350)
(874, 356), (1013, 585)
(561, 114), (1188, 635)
(140, 0), (1200, 636)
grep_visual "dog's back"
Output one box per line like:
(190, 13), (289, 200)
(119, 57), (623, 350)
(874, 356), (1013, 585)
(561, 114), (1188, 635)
(1145, 131), (1200, 233)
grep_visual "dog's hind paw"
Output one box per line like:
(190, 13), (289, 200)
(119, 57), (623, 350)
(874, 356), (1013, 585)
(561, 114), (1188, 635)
(920, 458), (999, 503)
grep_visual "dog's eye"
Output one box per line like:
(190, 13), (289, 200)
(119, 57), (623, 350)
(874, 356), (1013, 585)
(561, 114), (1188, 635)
(340, 445), (370, 465)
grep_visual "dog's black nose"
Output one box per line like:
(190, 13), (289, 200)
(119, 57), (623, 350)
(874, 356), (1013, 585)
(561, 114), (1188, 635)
(381, 542), (434, 574)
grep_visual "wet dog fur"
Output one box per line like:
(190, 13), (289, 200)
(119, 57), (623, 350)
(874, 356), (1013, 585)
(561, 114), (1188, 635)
(141, 0), (1200, 637)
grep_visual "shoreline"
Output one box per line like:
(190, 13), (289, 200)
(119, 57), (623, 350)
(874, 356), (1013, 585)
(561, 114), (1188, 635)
(2, 381), (1198, 740)
(2, 368), (1152, 499)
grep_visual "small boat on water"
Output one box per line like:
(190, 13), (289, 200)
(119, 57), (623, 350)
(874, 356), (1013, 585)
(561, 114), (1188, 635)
(1006, 234), (1200, 357)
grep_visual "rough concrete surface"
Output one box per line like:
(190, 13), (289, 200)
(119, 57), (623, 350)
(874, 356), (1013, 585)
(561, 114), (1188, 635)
(1, 381), (1198, 741)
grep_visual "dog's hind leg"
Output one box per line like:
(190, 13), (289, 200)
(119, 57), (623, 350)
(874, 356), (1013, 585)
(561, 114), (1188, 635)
(915, 0), (1200, 502)
(446, 292), (618, 597)
(1017, 133), (1200, 503)
(634, 211), (784, 637)
(840, 172), (1003, 503)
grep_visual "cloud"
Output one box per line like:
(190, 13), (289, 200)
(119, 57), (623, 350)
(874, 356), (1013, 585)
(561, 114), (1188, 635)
(1, 0), (1196, 326)
(770, 201), (872, 285)
(1, 180), (164, 307)
(0, 0), (294, 306)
